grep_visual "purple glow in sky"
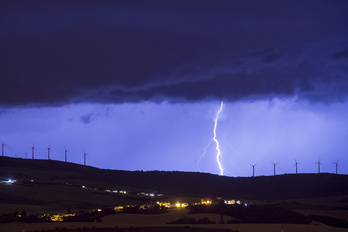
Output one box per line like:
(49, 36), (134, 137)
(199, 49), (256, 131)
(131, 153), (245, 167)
(0, 1), (348, 176)
(1, 100), (347, 176)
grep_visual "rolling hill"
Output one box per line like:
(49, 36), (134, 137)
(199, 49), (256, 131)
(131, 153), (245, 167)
(1, 156), (348, 211)
(1, 156), (348, 198)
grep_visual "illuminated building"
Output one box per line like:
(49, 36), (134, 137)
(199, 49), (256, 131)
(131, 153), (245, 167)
(50, 213), (75, 222)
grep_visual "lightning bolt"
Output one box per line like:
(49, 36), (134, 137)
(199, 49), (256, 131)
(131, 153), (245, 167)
(198, 101), (224, 175)
(214, 101), (224, 175)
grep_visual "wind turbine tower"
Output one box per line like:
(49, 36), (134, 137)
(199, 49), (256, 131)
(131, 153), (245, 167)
(272, 162), (278, 176)
(295, 160), (300, 174)
(250, 164), (256, 177)
(1, 143), (4, 157)
(334, 161), (339, 174)
(317, 160), (321, 174)
(65, 149), (68, 162)
(84, 152), (86, 166)
(48, 146), (51, 160)
(32, 146), (35, 159)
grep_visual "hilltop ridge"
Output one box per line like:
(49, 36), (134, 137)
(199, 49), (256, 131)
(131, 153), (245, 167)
(1, 156), (348, 201)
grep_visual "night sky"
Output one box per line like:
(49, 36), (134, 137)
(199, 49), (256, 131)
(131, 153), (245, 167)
(1, 1), (348, 177)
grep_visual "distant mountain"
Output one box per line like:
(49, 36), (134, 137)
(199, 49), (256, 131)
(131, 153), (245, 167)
(1, 156), (348, 200)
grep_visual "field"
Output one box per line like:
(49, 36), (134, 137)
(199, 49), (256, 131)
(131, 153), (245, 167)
(1, 208), (348, 232)
(0, 182), (145, 214)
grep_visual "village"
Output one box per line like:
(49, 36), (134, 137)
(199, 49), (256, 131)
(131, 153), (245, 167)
(1, 178), (246, 224)
(11, 197), (246, 223)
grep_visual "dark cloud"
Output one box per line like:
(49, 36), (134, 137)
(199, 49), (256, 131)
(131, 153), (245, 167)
(250, 49), (282, 64)
(108, 62), (321, 102)
(331, 48), (348, 60)
(1, 0), (348, 106)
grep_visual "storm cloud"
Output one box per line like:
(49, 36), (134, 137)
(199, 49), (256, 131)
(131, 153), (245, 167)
(1, 0), (348, 106)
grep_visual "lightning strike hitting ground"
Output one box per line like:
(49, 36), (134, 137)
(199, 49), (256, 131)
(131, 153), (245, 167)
(198, 101), (224, 175)
(214, 101), (224, 175)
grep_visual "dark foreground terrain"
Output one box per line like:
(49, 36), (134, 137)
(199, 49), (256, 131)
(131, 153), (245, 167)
(29, 227), (237, 232)
(1, 157), (348, 232)
(1, 156), (348, 201)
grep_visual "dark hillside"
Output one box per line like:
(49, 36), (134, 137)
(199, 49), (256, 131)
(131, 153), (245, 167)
(1, 157), (348, 200)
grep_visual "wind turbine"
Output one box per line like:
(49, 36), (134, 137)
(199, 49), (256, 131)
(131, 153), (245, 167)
(1, 141), (9, 157)
(317, 159), (322, 174)
(84, 152), (87, 166)
(48, 145), (51, 160)
(272, 162), (278, 176)
(333, 160), (339, 174)
(1, 143), (5, 157)
(65, 148), (69, 162)
(32, 145), (35, 159)
(250, 164), (256, 177)
(295, 159), (300, 174)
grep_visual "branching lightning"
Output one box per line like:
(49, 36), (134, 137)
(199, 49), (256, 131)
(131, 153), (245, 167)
(214, 101), (224, 175)
(198, 101), (224, 175)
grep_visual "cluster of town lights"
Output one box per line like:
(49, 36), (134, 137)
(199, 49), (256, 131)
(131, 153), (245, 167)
(13, 197), (248, 223)
(0, 179), (16, 184)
